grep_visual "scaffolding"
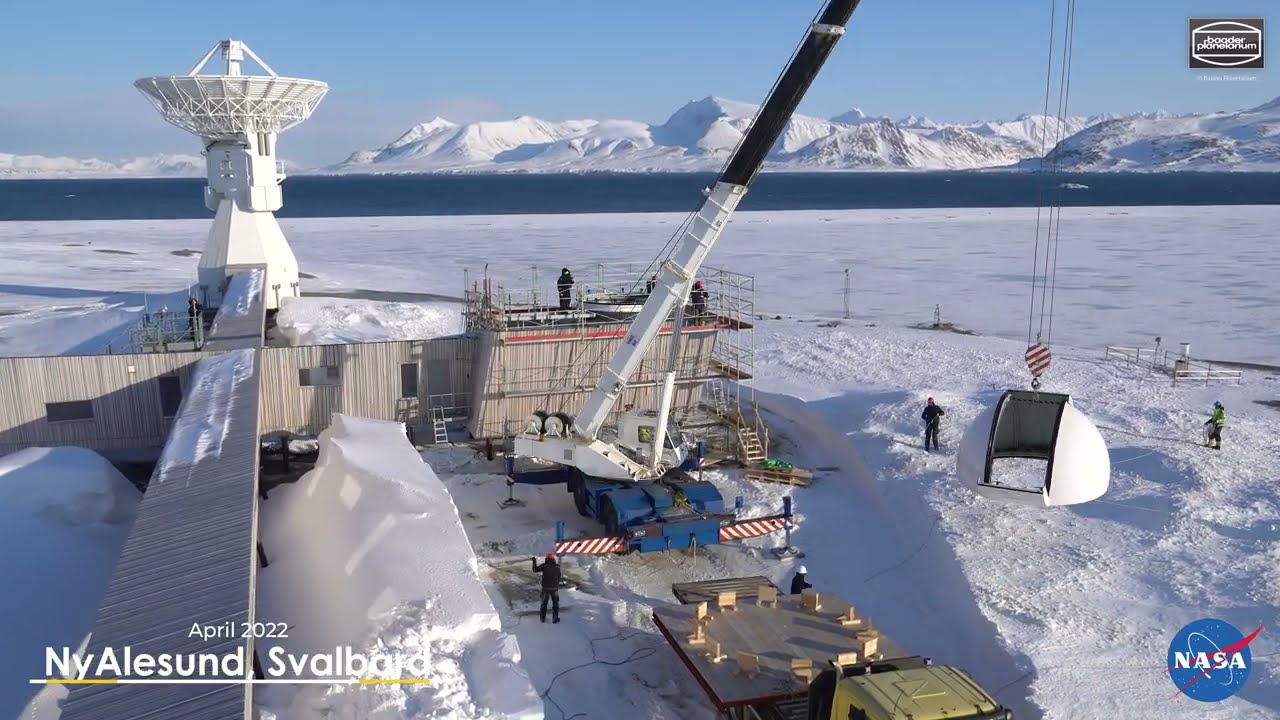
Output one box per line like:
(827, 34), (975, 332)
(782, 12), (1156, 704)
(106, 307), (206, 354)
(463, 261), (764, 462)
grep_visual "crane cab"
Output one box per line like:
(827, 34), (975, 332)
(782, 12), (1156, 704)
(610, 408), (693, 469)
(956, 390), (1110, 507)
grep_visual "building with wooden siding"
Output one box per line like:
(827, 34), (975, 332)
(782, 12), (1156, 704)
(0, 262), (757, 457)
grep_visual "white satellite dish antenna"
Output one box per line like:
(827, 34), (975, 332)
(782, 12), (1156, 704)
(135, 39), (328, 312)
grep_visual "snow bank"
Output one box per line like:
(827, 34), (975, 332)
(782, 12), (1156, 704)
(0, 447), (142, 719)
(273, 296), (462, 346)
(255, 414), (541, 720)
(155, 349), (255, 470)
(751, 320), (1280, 719)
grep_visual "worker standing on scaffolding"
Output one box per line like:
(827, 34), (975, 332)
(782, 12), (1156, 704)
(187, 296), (202, 340)
(557, 268), (574, 311)
(689, 280), (708, 321)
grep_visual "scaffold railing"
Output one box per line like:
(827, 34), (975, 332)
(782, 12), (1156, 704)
(462, 260), (760, 450)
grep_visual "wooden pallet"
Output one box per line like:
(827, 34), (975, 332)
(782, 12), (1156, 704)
(671, 575), (780, 605)
(743, 464), (814, 487)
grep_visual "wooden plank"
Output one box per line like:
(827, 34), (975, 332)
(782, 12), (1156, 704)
(653, 592), (911, 709)
(672, 576), (779, 605)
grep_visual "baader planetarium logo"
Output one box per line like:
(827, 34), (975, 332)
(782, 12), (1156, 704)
(1189, 18), (1264, 69)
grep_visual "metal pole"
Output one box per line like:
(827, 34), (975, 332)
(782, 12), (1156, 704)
(843, 268), (850, 319)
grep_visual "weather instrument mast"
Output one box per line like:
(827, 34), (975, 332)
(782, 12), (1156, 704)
(135, 40), (328, 311)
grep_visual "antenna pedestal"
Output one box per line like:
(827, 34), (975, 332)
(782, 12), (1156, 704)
(196, 139), (299, 311)
(198, 199), (299, 312)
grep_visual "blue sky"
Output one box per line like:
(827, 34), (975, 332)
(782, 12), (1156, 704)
(0, 0), (1272, 166)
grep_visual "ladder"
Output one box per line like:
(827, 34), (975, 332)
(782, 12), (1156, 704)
(432, 406), (449, 444)
(710, 379), (730, 419)
(737, 425), (767, 464)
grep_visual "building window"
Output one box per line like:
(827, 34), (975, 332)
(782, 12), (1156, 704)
(299, 365), (340, 386)
(157, 375), (183, 418)
(47, 400), (94, 423)
(400, 363), (419, 398)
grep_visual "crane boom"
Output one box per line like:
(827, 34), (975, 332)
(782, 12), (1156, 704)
(575, 0), (859, 436)
(515, 0), (860, 480)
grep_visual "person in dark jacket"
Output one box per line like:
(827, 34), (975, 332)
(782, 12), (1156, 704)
(532, 552), (562, 623)
(922, 396), (945, 451)
(556, 268), (574, 311)
(645, 275), (657, 294)
(689, 280), (708, 319)
(186, 296), (203, 340)
(1204, 401), (1225, 450)
(789, 565), (812, 595)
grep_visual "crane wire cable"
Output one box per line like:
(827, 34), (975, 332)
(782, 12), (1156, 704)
(1026, 0), (1058, 348)
(1028, 0), (1077, 350)
(1045, 0), (1077, 346)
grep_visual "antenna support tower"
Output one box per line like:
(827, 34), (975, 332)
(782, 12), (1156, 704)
(135, 39), (328, 311)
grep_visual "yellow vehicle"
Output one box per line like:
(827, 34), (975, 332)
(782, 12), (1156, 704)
(807, 657), (1012, 720)
(660, 576), (1012, 720)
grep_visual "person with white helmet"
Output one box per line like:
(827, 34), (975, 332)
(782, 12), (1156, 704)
(789, 565), (812, 595)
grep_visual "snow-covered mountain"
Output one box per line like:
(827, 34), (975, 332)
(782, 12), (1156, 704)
(333, 95), (1279, 175)
(328, 96), (1085, 174)
(0, 153), (305, 179)
(7, 95), (1277, 177)
(1020, 97), (1280, 171)
(0, 153), (207, 179)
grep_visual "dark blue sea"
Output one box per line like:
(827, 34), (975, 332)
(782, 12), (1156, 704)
(1, 171), (1277, 221)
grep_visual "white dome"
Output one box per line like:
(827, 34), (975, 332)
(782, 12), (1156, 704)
(956, 390), (1110, 508)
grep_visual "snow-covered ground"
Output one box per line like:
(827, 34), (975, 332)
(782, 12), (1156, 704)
(1, 205), (1277, 363)
(0, 204), (1277, 719)
(416, 319), (1280, 720)
(273, 295), (462, 346)
(0, 447), (142, 719)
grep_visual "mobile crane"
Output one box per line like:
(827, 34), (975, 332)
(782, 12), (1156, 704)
(507, 0), (861, 555)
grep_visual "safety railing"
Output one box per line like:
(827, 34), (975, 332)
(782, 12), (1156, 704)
(1173, 368), (1243, 386)
(1104, 345), (1169, 372)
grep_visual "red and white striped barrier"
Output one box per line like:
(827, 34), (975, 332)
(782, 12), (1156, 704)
(719, 517), (787, 542)
(555, 536), (625, 555)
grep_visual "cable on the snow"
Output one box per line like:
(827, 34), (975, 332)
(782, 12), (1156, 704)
(863, 513), (943, 583)
(539, 629), (661, 720)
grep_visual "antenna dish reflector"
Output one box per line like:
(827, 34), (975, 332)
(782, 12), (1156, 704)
(956, 390), (1110, 507)
(133, 39), (328, 140)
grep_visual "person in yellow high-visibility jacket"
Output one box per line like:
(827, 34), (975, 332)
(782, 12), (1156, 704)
(1204, 401), (1225, 450)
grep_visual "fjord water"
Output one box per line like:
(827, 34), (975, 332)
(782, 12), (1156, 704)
(2, 171), (1278, 221)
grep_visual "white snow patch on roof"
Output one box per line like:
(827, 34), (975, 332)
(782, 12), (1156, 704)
(155, 349), (256, 472)
(273, 296), (462, 346)
(209, 267), (264, 334)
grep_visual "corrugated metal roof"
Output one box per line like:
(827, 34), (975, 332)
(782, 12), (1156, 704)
(204, 268), (266, 352)
(61, 349), (262, 720)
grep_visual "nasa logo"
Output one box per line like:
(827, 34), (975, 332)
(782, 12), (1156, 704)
(1166, 617), (1263, 702)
